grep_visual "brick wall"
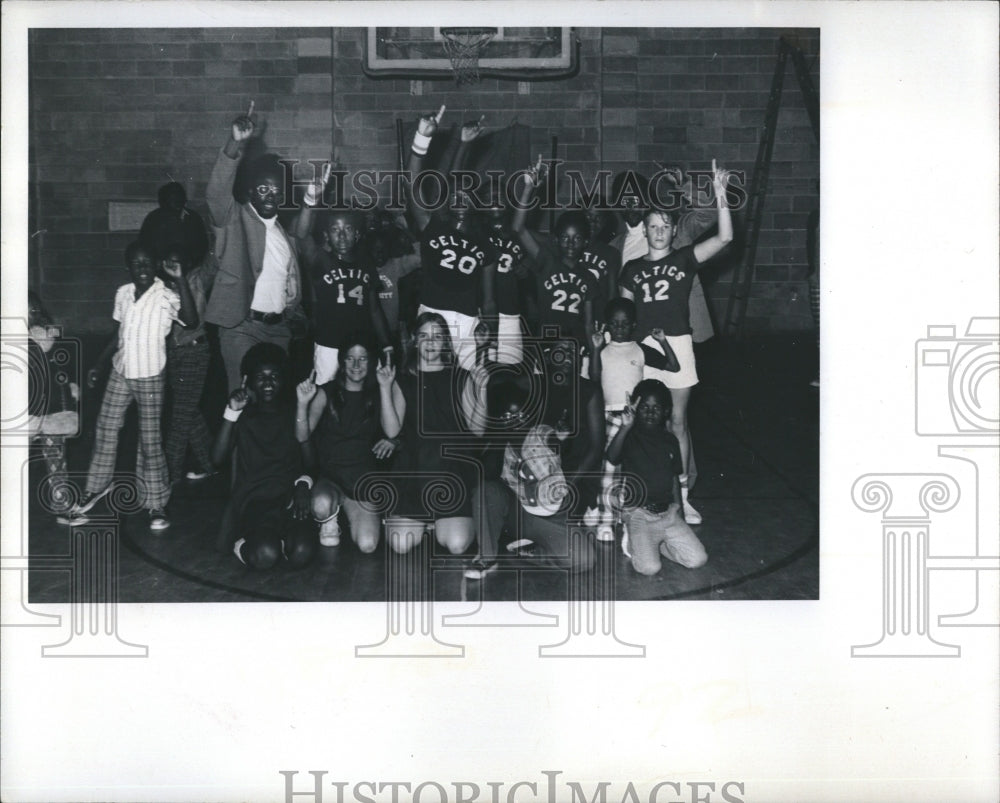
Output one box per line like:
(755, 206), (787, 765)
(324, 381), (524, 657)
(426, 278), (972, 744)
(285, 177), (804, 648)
(29, 27), (818, 334)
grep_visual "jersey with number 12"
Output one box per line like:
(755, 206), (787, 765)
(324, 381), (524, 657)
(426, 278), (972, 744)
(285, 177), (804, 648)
(619, 245), (700, 338)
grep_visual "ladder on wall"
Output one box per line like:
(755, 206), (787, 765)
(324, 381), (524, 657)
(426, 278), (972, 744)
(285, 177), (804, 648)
(722, 36), (820, 339)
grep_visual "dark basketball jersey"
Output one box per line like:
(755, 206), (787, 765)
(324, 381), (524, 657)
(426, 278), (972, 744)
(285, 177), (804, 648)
(487, 230), (525, 316)
(535, 245), (596, 343)
(619, 245), (699, 338)
(311, 252), (378, 349)
(419, 219), (498, 317)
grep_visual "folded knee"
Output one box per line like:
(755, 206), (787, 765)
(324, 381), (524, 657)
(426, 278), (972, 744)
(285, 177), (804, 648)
(632, 558), (662, 576)
(285, 540), (315, 569)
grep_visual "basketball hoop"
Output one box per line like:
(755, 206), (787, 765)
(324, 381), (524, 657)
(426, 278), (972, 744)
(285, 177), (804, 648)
(439, 27), (498, 85)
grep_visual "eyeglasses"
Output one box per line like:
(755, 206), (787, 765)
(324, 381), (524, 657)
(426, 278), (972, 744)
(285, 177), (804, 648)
(253, 185), (280, 197)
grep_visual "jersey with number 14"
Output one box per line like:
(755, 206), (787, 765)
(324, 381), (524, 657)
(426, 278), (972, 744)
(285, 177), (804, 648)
(419, 219), (497, 317)
(311, 252), (377, 349)
(619, 245), (699, 338)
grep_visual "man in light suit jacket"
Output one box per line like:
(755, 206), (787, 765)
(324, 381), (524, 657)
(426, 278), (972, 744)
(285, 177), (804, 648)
(204, 108), (305, 393)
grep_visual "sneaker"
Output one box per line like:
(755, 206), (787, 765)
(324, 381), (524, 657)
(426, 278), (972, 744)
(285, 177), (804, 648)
(595, 524), (615, 542)
(67, 486), (111, 517)
(233, 537), (247, 564)
(148, 508), (171, 532)
(682, 499), (702, 525)
(185, 469), (217, 481)
(318, 514), (341, 547)
(505, 538), (535, 556)
(582, 506), (600, 527)
(463, 556), (498, 580)
(57, 510), (90, 526)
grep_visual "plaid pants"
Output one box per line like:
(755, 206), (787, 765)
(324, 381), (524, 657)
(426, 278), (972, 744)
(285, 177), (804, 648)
(165, 342), (213, 482)
(86, 369), (170, 509)
(599, 410), (624, 522)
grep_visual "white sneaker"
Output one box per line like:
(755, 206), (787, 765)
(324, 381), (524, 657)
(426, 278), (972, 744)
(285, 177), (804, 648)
(595, 524), (615, 542)
(582, 506), (600, 527)
(682, 499), (702, 525)
(233, 537), (246, 564)
(318, 513), (341, 547)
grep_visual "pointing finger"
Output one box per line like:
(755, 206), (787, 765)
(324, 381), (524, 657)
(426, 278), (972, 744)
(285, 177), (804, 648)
(309, 369), (317, 384)
(247, 100), (255, 118)
(322, 163), (332, 183)
(711, 158), (717, 174)
(435, 104), (446, 123)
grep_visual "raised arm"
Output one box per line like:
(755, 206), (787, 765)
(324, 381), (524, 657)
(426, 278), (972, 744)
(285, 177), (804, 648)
(461, 362), (490, 437)
(291, 162), (332, 248)
(510, 157), (545, 261)
(692, 159), (734, 264)
(643, 329), (680, 372)
(207, 103), (255, 226)
(588, 322), (605, 385)
(212, 380), (253, 467)
(449, 115), (485, 173)
(375, 362), (405, 439)
(161, 260), (199, 329)
(406, 105), (446, 233)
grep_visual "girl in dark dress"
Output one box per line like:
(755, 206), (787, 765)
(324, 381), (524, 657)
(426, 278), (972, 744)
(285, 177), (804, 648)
(294, 336), (404, 552)
(385, 311), (489, 555)
(212, 343), (316, 569)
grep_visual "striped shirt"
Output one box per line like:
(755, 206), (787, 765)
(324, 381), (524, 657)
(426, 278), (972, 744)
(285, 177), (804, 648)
(112, 278), (182, 379)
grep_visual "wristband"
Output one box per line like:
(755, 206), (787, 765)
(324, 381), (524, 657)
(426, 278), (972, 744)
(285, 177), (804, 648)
(303, 187), (320, 207)
(411, 132), (432, 156)
(223, 406), (243, 422)
(294, 475), (314, 490)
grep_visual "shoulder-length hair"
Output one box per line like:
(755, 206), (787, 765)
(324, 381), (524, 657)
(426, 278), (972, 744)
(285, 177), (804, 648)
(405, 310), (455, 376)
(324, 334), (380, 423)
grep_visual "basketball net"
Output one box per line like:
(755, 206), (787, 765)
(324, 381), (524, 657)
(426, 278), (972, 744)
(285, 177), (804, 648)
(440, 28), (497, 86)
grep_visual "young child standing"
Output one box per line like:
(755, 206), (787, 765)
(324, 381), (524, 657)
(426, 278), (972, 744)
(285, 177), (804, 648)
(588, 297), (679, 540)
(606, 379), (708, 575)
(618, 159), (733, 525)
(67, 241), (198, 530)
(211, 343), (317, 569)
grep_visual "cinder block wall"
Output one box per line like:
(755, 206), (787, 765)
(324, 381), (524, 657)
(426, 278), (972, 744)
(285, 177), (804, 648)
(29, 27), (818, 334)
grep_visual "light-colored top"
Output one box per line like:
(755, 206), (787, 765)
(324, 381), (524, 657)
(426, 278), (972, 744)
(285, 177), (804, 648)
(621, 221), (648, 264)
(249, 205), (293, 313)
(170, 266), (207, 347)
(600, 340), (645, 411)
(112, 278), (181, 379)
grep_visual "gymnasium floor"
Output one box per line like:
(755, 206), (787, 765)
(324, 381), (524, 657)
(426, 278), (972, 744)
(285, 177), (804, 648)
(26, 333), (818, 604)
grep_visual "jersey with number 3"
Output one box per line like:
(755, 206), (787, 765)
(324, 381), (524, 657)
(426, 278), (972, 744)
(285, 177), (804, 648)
(487, 230), (524, 316)
(311, 253), (377, 349)
(419, 219), (497, 317)
(620, 245), (699, 338)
